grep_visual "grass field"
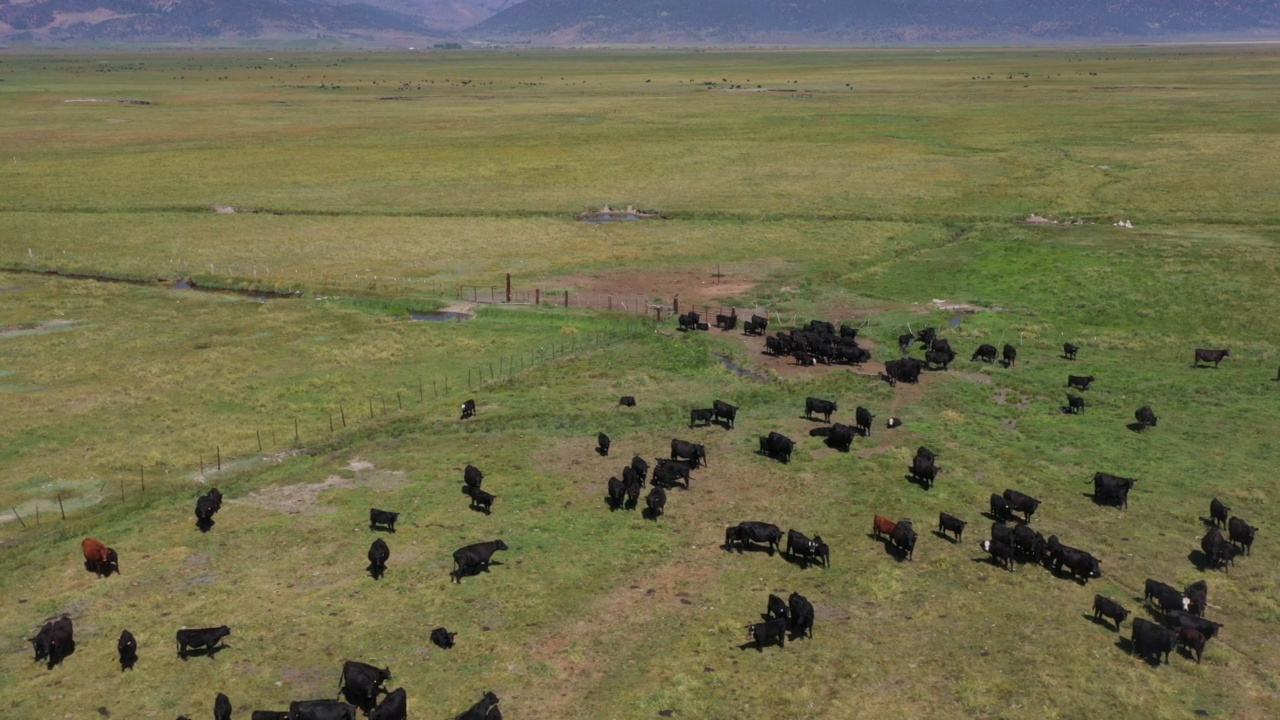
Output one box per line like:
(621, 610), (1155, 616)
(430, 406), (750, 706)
(1, 46), (1278, 720)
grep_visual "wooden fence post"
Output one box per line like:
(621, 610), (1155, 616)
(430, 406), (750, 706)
(340, 405), (346, 427)
(535, 288), (541, 305)
(294, 417), (300, 443)
(58, 492), (66, 519)
(11, 507), (24, 528)
(257, 430), (263, 451)
(506, 273), (512, 303)
(216, 445), (221, 471)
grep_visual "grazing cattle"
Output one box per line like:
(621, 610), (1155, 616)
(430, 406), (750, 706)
(251, 712), (290, 720)
(1011, 524), (1047, 564)
(1143, 579), (1189, 614)
(369, 509), (399, 532)
(1067, 374), (1094, 391)
(726, 521), (783, 555)
(871, 515), (897, 541)
(910, 455), (937, 488)
(715, 312), (738, 330)
(916, 327), (937, 348)
(460, 399), (476, 419)
(607, 477), (625, 511)
(884, 357), (924, 385)
(744, 320), (759, 336)
(464, 464), (484, 490)
(990, 522), (1014, 548)
(925, 349), (956, 370)
(176, 626), (230, 659)
(82, 537), (116, 577)
(1164, 609), (1223, 642)
(1209, 498), (1229, 529)
(118, 629), (137, 671)
(794, 351), (818, 367)
(811, 536), (830, 568)
(653, 459), (692, 489)
(789, 592), (815, 639)
(989, 493), (1013, 521)
(28, 619), (57, 664)
(766, 594), (790, 623)
(749, 315), (769, 333)
(451, 540), (508, 583)
(630, 455), (649, 482)
(1002, 490), (1041, 523)
(897, 333), (915, 353)
(597, 432), (611, 456)
(463, 485), (495, 515)
(758, 432), (794, 463)
(972, 344), (998, 363)
(855, 406), (874, 437)
(1228, 516), (1257, 555)
(623, 477), (642, 510)
(1002, 344), (1017, 367)
(1176, 627), (1208, 664)
(338, 660), (391, 712)
(368, 688), (407, 720)
(1194, 349), (1230, 368)
(1066, 394), (1086, 414)
(1093, 595), (1130, 631)
(455, 691), (500, 720)
(938, 512), (966, 542)
(619, 396), (636, 407)
(891, 519), (917, 560)
(746, 618), (787, 651)
(289, 700), (358, 720)
(207, 487), (223, 513)
(215, 693), (232, 720)
(826, 423), (855, 452)
(431, 627), (457, 649)
(671, 439), (707, 468)
(1046, 536), (1101, 583)
(1063, 342), (1079, 360)
(622, 465), (642, 488)
(840, 324), (858, 340)
(1091, 472), (1137, 509)
(930, 338), (953, 354)
(368, 538), (390, 579)
(1131, 618), (1177, 664)
(645, 487), (666, 520)
(980, 539), (1015, 571)
(1201, 527), (1240, 571)
(1134, 405), (1158, 430)
(41, 616), (74, 668)
(195, 494), (216, 531)
(712, 400), (738, 429)
(786, 529), (819, 567)
(804, 397), (838, 423)
(689, 408), (714, 428)
(1184, 580), (1208, 617)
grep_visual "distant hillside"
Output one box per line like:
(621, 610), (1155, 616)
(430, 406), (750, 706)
(469, 0), (1280, 43)
(328, 0), (521, 33)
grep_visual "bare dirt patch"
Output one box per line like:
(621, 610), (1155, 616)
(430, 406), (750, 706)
(238, 475), (355, 515)
(545, 269), (758, 308)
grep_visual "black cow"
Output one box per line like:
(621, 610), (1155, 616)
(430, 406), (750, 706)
(1164, 609), (1223, 642)
(855, 406), (874, 437)
(980, 539), (1014, 571)
(804, 397), (837, 423)
(645, 487), (666, 520)
(788, 592), (815, 639)
(1229, 516), (1257, 555)
(1194, 349), (1230, 368)
(463, 485), (495, 515)
(368, 688), (407, 720)
(914, 446), (936, 464)
(716, 312), (738, 330)
(925, 349), (956, 370)
(750, 315), (769, 333)
(1067, 374), (1094, 391)
(898, 333), (915, 353)
(726, 522), (783, 555)
(367, 539), (390, 579)
(745, 320), (760, 336)
(1143, 579), (1189, 614)
(338, 660), (391, 712)
(938, 512), (966, 542)
(451, 540), (509, 583)
(1134, 406), (1158, 430)
(712, 400), (738, 429)
(622, 464), (643, 489)
(624, 477), (642, 510)
(826, 423), (854, 452)
(1091, 472), (1137, 509)
(795, 351), (818, 367)
(118, 629), (137, 671)
(886, 417), (903, 429)
(29, 616), (74, 668)
(930, 338), (952, 355)
(1093, 595), (1130, 632)
(1063, 343), (1079, 360)
(671, 439), (707, 468)
(607, 477), (625, 511)
(766, 594), (789, 623)
(460, 399), (476, 419)
(619, 396), (636, 407)
(289, 700), (358, 720)
(28, 620), (54, 664)
(653, 459), (692, 489)
(195, 494), (216, 532)
(1002, 344), (1017, 367)
(786, 529), (819, 567)
(597, 432), (611, 456)
(215, 693), (232, 720)
(1209, 498), (1229, 529)
(1131, 618), (1177, 664)
(910, 455), (937, 488)
(1046, 536), (1101, 583)
(455, 691), (500, 720)
(431, 627), (457, 649)
(1002, 489), (1041, 523)
(1184, 580), (1208, 617)
(369, 509), (399, 532)
(630, 455), (649, 482)
(916, 327), (937, 348)
(176, 626), (230, 659)
(892, 519), (917, 561)
(1201, 528), (1239, 571)
(759, 432), (794, 463)
(690, 408), (714, 428)
(972, 344), (998, 363)
(839, 324), (859, 340)
(464, 464), (484, 490)
(207, 487), (223, 513)
(884, 357), (924, 385)
(1066, 394), (1086, 414)
(991, 522), (1014, 547)
(1011, 524), (1047, 564)
(746, 618), (787, 651)
(989, 493), (1013, 521)
(1176, 627), (1208, 664)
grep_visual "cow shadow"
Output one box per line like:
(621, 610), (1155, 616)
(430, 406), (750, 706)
(45, 641), (76, 669)
(641, 507), (663, 521)
(737, 638), (785, 652)
(604, 494), (622, 512)
(782, 551), (813, 570)
(1126, 422), (1148, 433)
(868, 534), (905, 560)
(725, 542), (777, 556)
(904, 473), (932, 491)
(83, 559), (120, 577)
(981, 511), (1018, 524)
(1187, 550), (1215, 572)
(823, 437), (851, 452)
(713, 418), (733, 430)
(452, 561), (503, 582)
(931, 530), (960, 544)
(1082, 612), (1121, 633)
(367, 563), (386, 580)
(1198, 516), (1219, 529)
(465, 502), (491, 516)
(178, 644), (228, 661)
(1114, 637), (1162, 667)
(196, 517), (215, 533)
(595, 447), (610, 457)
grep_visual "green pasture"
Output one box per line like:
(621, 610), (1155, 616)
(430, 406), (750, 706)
(1, 46), (1278, 720)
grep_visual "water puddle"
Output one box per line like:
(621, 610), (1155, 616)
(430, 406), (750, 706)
(714, 353), (770, 383)
(949, 315), (963, 329)
(168, 278), (300, 300)
(410, 311), (471, 322)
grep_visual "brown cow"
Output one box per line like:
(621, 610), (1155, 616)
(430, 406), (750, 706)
(872, 515), (897, 541)
(81, 538), (117, 577)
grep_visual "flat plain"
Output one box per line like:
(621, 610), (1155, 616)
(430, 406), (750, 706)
(1, 45), (1278, 719)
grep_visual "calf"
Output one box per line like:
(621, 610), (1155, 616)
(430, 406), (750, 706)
(645, 487), (666, 520)
(1176, 627), (1208, 664)
(367, 539), (390, 580)
(1164, 609), (1223, 642)
(215, 693), (232, 720)
(746, 618), (787, 651)
(451, 540), (508, 583)
(369, 509), (399, 532)
(871, 515), (897, 541)
(690, 408), (714, 428)
(430, 627), (457, 649)
(1002, 489), (1041, 523)
(766, 594), (790, 623)
(789, 592), (815, 639)
(624, 477), (642, 510)
(82, 537), (116, 577)
(1201, 527), (1240, 571)
(749, 315), (769, 333)
(464, 464), (484, 490)
(338, 660), (391, 712)
(990, 522), (1014, 548)
(804, 396), (838, 423)
(715, 312), (738, 330)
(1134, 405), (1158, 430)
(454, 691), (500, 720)
(855, 406), (874, 437)
(898, 333), (915, 353)
(175, 625), (230, 659)
(1002, 343), (1017, 367)
(980, 539), (1014, 571)
(1194, 348), (1230, 368)
(118, 629), (137, 671)
(630, 455), (649, 482)
(937, 512), (966, 542)
(195, 494), (216, 531)
(758, 432), (794, 463)
(621, 465), (642, 489)
(811, 536), (830, 568)
(1209, 498), (1229, 529)
(1228, 516), (1257, 555)
(459, 399), (476, 419)
(1063, 342), (1079, 360)
(726, 521), (783, 555)
(892, 520), (917, 561)
(463, 485), (495, 515)
(916, 327), (937, 348)
(671, 439), (707, 468)
(1131, 617), (1176, 664)
(1066, 394), (1086, 414)
(619, 396), (636, 407)
(607, 476), (625, 511)
(597, 432), (611, 456)
(712, 400), (738, 429)
(1184, 580), (1208, 617)
(369, 688), (407, 720)
(1067, 374), (1094, 391)
(289, 700), (358, 720)
(1093, 595), (1130, 631)
(972, 344), (998, 362)
(786, 529), (819, 567)
(1091, 472), (1137, 509)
